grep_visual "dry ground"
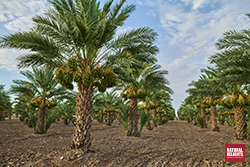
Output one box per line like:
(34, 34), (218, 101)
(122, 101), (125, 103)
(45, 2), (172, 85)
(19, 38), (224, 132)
(0, 118), (250, 167)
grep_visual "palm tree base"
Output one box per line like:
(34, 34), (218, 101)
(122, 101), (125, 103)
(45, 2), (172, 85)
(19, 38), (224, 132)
(71, 85), (93, 153)
(35, 107), (46, 134)
(211, 126), (220, 131)
(146, 121), (152, 130)
(193, 116), (197, 125)
(70, 113), (92, 153)
(210, 105), (219, 132)
(201, 108), (207, 128)
(127, 98), (140, 137)
(234, 106), (247, 140)
(127, 130), (140, 137)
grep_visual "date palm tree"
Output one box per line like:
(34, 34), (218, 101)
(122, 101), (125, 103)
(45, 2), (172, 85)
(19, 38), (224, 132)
(187, 68), (225, 131)
(119, 62), (170, 136)
(13, 94), (34, 124)
(53, 101), (76, 125)
(178, 103), (193, 123)
(0, 0), (159, 152)
(208, 14), (250, 139)
(0, 85), (12, 121)
(94, 90), (122, 126)
(144, 88), (173, 129)
(184, 95), (208, 127)
(10, 67), (73, 134)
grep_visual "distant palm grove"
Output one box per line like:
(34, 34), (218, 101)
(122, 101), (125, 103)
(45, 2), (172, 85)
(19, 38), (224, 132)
(0, 0), (175, 153)
(178, 14), (250, 140)
(0, 0), (249, 157)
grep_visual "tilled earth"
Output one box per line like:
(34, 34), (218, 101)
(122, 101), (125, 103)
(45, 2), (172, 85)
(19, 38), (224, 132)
(0, 118), (250, 167)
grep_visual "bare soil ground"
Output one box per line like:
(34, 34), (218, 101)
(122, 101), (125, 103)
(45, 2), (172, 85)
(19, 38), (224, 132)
(0, 118), (250, 167)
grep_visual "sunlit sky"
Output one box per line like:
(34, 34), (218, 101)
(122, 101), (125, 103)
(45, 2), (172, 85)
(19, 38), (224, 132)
(1, 0), (250, 114)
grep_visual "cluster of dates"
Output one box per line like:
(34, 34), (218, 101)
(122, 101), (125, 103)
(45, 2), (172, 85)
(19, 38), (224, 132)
(55, 57), (116, 92)
(30, 98), (56, 109)
(120, 88), (147, 100)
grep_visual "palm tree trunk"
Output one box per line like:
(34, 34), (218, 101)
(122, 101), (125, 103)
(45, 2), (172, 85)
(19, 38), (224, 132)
(71, 84), (93, 152)
(63, 117), (69, 125)
(100, 114), (103, 123)
(0, 110), (3, 121)
(16, 114), (18, 118)
(152, 108), (157, 127)
(193, 116), (197, 125)
(20, 114), (24, 121)
(228, 114), (231, 120)
(127, 98), (140, 137)
(117, 113), (121, 125)
(145, 109), (152, 130)
(107, 112), (111, 126)
(234, 106), (247, 140)
(189, 115), (192, 123)
(36, 107), (46, 134)
(201, 108), (207, 128)
(158, 113), (162, 125)
(28, 120), (33, 128)
(210, 105), (219, 131)
(2, 113), (5, 120)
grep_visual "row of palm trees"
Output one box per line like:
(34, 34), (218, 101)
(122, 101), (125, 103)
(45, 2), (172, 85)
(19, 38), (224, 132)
(9, 67), (76, 133)
(0, 85), (12, 120)
(0, 0), (174, 153)
(178, 13), (250, 140)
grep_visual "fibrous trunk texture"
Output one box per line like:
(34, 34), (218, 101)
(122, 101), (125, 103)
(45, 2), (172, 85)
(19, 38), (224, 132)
(152, 109), (157, 127)
(158, 113), (162, 125)
(117, 113), (120, 125)
(189, 115), (192, 123)
(107, 112), (111, 126)
(36, 107), (46, 134)
(100, 114), (104, 123)
(0, 110), (3, 121)
(2, 112), (5, 121)
(63, 118), (69, 125)
(234, 106), (247, 140)
(193, 116), (197, 125)
(210, 105), (219, 131)
(20, 114), (24, 121)
(145, 109), (152, 130)
(28, 121), (33, 128)
(201, 108), (207, 128)
(127, 98), (140, 137)
(71, 85), (93, 153)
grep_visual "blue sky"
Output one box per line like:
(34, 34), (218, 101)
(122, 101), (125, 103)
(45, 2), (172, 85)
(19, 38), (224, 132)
(1, 0), (250, 113)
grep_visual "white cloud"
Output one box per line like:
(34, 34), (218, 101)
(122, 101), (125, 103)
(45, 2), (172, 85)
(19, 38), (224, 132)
(0, 0), (47, 31)
(115, 26), (133, 38)
(141, 0), (250, 112)
(4, 16), (34, 32)
(137, 0), (143, 5)
(192, 0), (210, 9)
(149, 0), (250, 58)
(161, 57), (203, 111)
(0, 0), (48, 72)
(0, 49), (25, 72)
